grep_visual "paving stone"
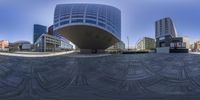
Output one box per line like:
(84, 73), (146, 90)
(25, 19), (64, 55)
(0, 53), (200, 100)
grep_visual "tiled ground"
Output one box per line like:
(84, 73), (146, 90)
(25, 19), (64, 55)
(0, 53), (200, 100)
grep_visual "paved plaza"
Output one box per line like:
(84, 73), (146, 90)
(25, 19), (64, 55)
(0, 53), (200, 100)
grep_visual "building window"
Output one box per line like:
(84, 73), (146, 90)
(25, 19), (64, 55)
(85, 19), (96, 24)
(86, 16), (96, 19)
(54, 24), (59, 27)
(54, 20), (59, 23)
(159, 37), (165, 40)
(61, 13), (70, 17)
(98, 18), (106, 22)
(98, 22), (106, 28)
(71, 19), (83, 23)
(71, 15), (83, 18)
(60, 16), (70, 20)
(60, 21), (69, 25)
(72, 12), (84, 15)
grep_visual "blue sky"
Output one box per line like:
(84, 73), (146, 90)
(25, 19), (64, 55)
(0, 0), (200, 48)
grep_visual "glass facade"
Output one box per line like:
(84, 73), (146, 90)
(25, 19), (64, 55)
(33, 24), (47, 43)
(34, 34), (61, 52)
(54, 4), (121, 39)
(53, 32), (73, 49)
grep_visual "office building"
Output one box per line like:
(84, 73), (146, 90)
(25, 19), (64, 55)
(155, 17), (177, 47)
(136, 37), (155, 51)
(54, 32), (73, 50)
(170, 37), (189, 53)
(48, 25), (73, 50)
(33, 24), (47, 43)
(34, 34), (61, 52)
(34, 25), (73, 52)
(106, 41), (125, 52)
(155, 17), (188, 53)
(53, 4), (121, 53)
(170, 37), (189, 49)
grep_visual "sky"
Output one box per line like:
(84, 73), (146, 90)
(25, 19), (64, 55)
(0, 0), (200, 48)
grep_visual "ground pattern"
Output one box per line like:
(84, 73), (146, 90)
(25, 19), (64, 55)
(0, 54), (200, 100)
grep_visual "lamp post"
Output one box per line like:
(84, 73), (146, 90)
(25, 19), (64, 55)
(127, 36), (129, 51)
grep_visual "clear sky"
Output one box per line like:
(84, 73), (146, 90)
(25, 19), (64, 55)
(0, 0), (200, 48)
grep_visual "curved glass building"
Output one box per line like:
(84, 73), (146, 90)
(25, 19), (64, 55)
(53, 3), (121, 53)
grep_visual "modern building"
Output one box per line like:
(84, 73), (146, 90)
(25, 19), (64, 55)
(60, 39), (73, 50)
(53, 32), (73, 50)
(170, 37), (189, 53)
(0, 40), (9, 51)
(155, 17), (188, 53)
(106, 41), (125, 53)
(34, 34), (61, 52)
(34, 24), (73, 52)
(155, 17), (177, 48)
(136, 37), (155, 51)
(33, 24), (47, 43)
(48, 25), (73, 50)
(53, 4), (121, 53)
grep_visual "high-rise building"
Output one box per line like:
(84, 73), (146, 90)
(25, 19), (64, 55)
(136, 37), (155, 50)
(155, 17), (189, 53)
(33, 24), (47, 43)
(155, 17), (177, 47)
(53, 4), (121, 53)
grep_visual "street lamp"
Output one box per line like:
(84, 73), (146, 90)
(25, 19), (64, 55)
(127, 36), (129, 51)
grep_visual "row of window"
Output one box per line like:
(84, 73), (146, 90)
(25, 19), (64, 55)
(57, 19), (113, 28)
(71, 19), (83, 23)
(55, 17), (119, 30)
(58, 19), (97, 25)
(55, 19), (118, 35)
(55, 12), (120, 22)
(58, 6), (98, 14)
(55, 17), (120, 30)
(56, 15), (118, 20)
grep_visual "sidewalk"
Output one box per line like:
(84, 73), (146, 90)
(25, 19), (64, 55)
(0, 51), (75, 57)
(190, 52), (200, 55)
